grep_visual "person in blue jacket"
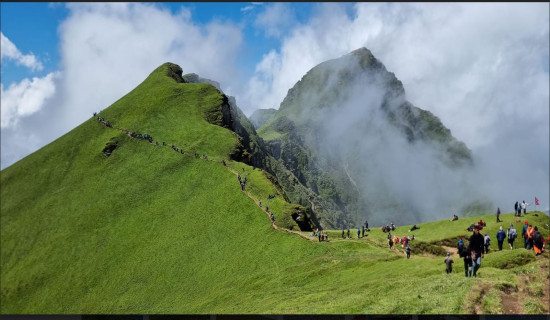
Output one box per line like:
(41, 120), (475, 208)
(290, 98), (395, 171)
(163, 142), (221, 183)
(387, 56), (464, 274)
(496, 226), (506, 251)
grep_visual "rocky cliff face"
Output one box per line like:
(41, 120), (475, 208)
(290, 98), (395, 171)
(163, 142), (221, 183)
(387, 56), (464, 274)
(257, 48), (473, 228)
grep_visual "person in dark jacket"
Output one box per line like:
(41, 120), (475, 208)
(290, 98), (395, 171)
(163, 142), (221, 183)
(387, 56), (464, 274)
(496, 226), (506, 251)
(496, 207), (502, 222)
(469, 226), (485, 277)
(514, 201), (519, 216)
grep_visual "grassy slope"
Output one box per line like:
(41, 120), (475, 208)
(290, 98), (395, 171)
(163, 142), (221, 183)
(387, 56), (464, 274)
(2, 63), (549, 314)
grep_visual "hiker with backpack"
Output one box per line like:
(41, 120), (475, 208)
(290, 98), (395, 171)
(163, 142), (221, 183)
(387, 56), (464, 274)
(533, 226), (545, 255)
(405, 244), (412, 259)
(389, 236), (394, 249)
(444, 252), (454, 274)
(507, 223), (518, 249)
(496, 226), (506, 251)
(469, 226), (485, 277)
(457, 236), (465, 252)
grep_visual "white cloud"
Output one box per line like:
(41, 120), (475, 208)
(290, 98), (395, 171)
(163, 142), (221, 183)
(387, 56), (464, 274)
(241, 2), (263, 13)
(254, 3), (296, 39)
(1, 32), (44, 71)
(1, 72), (58, 128)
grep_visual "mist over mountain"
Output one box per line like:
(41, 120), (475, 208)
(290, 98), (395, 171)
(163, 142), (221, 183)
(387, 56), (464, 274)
(257, 48), (488, 228)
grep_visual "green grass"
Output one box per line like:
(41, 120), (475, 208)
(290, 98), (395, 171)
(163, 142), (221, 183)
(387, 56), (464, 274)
(1, 63), (548, 314)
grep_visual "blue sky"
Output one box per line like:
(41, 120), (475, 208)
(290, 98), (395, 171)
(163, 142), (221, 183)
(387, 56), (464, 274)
(1, 2), (549, 211)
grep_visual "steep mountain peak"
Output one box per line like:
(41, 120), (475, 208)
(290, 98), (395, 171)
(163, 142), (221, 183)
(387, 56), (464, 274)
(160, 62), (185, 83)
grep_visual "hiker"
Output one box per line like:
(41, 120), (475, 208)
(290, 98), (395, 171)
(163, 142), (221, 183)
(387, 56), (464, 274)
(362, 226), (365, 238)
(270, 213), (275, 223)
(526, 224), (535, 250)
(514, 201), (519, 216)
(403, 236), (410, 248)
(507, 223), (518, 249)
(462, 248), (473, 277)
(483, 232), (491, 254)
(468, 226), (485, 277)
(450, 214), (458, 221)
(521, 220), (532, 250)
(533, 226), (545, 255)
(342, 228), (345, 239)
(318, 232), (322, 242)
(476, 219), (485, 230)
(521, 220), (529, 249)
(444, 252), (454, 274)
(522, 200), (527, 214)
(496, 207), (502, 222)
(405, 244), (412, 259)
(357, 228), (361, 238)
(496, 226), (506, 251)
(390, 222), (396, 231)
(325, 232), (329, 242)
(347, 229), (350, 239)
(457, 236), (465, 252)
(389, 237), (394, 249)
(467, 223), (476, 232)
(410, 224), (419, 232)
(365, 220), (369, 231)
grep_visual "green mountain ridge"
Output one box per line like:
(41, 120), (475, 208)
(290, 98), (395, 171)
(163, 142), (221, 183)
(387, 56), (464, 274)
(1, 61), (549, 314)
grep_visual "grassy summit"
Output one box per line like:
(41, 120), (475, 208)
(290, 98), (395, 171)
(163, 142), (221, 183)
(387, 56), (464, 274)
(1, 63), (548, 314)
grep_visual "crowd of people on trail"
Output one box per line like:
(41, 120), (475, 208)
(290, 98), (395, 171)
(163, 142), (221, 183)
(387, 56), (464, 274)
(94, 114), (113, 128)
(237, 172), (249, 191)
(311, 228), (329, 242)
(381, 222), (396, 233)
(452, 210), (547, 277)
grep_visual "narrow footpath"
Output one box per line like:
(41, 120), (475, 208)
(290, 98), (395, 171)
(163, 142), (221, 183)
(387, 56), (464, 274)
(95, 116), (315, 242)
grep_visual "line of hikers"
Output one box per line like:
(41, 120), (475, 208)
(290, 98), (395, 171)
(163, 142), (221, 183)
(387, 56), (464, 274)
(94, 112), (214, 161)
